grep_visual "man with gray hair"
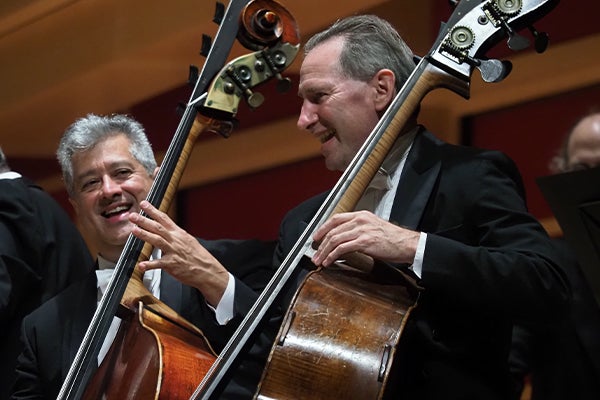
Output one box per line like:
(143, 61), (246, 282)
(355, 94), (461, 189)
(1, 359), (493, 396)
(271, 14), (569, 399)
(11, 114), (276, 399)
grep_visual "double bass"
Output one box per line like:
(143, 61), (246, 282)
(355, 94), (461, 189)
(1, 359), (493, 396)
(192, 0), (560, 398)
(56, 1), (299, 399)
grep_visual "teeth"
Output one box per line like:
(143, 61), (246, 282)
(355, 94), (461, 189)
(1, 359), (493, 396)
(103, 205), (129, 217)
(319, 129), (336, 143)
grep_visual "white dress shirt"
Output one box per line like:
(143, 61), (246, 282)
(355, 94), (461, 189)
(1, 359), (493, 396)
(95, 249), (162, 364)
(354, 128), (426, 277)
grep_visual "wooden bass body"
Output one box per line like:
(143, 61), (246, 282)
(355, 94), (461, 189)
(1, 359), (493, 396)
(82, 302), (216, 400)
(255, 262), (419, 399)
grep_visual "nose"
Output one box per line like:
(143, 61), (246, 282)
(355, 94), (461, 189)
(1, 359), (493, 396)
(297, 100), (318, 131)
(101, 176), (121, 198)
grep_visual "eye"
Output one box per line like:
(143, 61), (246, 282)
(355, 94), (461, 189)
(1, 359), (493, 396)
(114, 168), (133, 181)
(307, 91), (327, 105)
(81, 178), (100, 192)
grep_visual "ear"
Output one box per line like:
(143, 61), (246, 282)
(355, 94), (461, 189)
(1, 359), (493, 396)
(371, 69), (396, 113)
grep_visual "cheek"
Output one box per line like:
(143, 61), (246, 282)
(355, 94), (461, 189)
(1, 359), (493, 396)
(72, 196), (92, 217)
(123, 177), (153, 198)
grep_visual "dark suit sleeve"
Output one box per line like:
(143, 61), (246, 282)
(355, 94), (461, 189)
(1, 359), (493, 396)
(187, 239), (280, 398)
(187, 239), (279, 349)
(10, 273), (97, 400)
(1, 179), (92, 399)
(421, 151), (569, 321)
(0, 183), (42, 326)
(10, 318), (46, 400)
(1, 179), (92, 327)
(10, 292), (72, 400)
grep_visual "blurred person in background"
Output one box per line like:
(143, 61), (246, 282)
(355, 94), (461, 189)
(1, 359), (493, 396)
(510, 110), (600, 400)
(0, 146), (93, 399)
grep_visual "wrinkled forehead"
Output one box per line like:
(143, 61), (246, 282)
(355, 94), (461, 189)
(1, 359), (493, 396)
(72, 135), (135, 171)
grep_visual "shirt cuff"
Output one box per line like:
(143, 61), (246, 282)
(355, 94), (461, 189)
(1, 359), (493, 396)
(209, 272), (235, 325)
(410, 232), (427, 278)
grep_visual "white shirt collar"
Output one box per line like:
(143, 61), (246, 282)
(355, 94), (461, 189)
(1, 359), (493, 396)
(0, 171), (22, 180)
(95, 248), (162, 298)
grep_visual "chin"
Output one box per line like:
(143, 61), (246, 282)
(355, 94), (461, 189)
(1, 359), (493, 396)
(324, 158), (344, 172)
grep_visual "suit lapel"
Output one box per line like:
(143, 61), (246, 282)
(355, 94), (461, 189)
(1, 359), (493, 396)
(390, 130), (441, 230)
(63, 270), (98, 381)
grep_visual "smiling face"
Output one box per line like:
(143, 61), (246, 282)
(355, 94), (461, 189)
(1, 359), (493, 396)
(69, 133), (155, 262)
(297, 36), (395, 172)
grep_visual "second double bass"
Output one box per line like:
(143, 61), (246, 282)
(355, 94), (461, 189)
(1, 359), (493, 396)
(194, 1), (563, 399)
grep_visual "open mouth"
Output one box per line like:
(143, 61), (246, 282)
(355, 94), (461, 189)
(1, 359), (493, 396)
(101, 204), (131, 218)
(318, 129), (336, 143)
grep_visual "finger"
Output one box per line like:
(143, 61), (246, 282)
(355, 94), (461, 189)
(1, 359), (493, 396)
(325, 230), (364, 266)
(312, 212), (353, 242)
(131, 224), (169, 251)
(139, 200), (175, 228)
(313, 224), (354, 266)
(129, 211), (159, 233)
(137, 259), (162, 272)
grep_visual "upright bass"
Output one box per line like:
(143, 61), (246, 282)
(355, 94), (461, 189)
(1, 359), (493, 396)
(192, 0), (560, 399)
(56, 1), (299, 399)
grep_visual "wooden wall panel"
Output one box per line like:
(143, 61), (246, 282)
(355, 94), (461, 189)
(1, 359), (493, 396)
(178, 157), (340, 240)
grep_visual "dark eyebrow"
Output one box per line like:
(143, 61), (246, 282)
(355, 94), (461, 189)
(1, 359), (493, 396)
(75, 160), (136, 181)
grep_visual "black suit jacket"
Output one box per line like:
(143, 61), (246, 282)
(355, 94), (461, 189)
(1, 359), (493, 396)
(0, 177), (92, 399)
(274, 130), (569, 400)
(10, 238), (276, 400)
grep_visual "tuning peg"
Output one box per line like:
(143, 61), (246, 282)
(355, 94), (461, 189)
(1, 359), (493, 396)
(245, 90), (265, 109)
(188, 65), (199, 87)
(256, 50), (292, 93)
(275, 76), (292, 93)
(529, 25), (549, 53)
(497, 17), (529, 51)
(482, 4), (530, 52)
(200, 34), (212, 57)
(213, 2), (225, 25)
(507, 32), (530, 52)
(253, 57), (292, 93)
(477, 59), (513, 83)
(500, 18), (530, 51)
(223, 65), (265, 109)
(465, 56), (512, 83)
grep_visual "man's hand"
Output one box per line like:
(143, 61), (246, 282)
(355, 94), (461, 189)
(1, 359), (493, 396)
(311, 210), (420, 267)
(129, 200), (229, 306)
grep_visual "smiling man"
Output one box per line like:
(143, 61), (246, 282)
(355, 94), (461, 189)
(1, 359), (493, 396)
(271, 15), (570, 399)
(66, 128), (156, 262)
(10, 114), (277, 399)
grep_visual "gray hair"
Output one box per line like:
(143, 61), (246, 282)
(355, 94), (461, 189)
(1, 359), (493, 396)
(57, 114), (157, 196)
(304, 15), (415, 91)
